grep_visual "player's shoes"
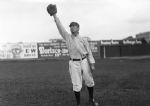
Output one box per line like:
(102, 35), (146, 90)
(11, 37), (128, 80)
(89, 99), (99, 106)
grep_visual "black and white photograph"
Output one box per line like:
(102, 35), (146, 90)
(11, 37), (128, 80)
(0, 0), (150, 106)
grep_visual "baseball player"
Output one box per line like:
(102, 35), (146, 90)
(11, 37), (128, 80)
(47, 4), (99, 106)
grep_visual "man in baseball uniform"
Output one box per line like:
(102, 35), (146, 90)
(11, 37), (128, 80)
(47, 4), (99, 106)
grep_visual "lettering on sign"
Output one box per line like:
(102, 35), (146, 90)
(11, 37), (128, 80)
(100, 40), (119, 45)
(39, 47), (61, 54)
(123, 40), (142, 45)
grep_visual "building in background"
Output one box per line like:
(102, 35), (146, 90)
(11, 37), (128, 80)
(123, 36), (135, 40)
(136, 31), (150, 43)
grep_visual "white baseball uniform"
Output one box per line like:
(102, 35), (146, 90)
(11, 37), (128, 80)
(54, 16), (95, 92)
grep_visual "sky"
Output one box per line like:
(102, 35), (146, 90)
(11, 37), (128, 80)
(0, 0), (150, 43)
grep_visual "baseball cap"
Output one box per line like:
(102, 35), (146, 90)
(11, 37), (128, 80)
(69, 22), (79, 28)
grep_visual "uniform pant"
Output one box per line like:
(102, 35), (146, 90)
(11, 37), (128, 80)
(69, 58), (95, 92)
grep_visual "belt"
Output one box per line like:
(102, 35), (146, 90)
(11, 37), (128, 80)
(70, 56), (86, 61)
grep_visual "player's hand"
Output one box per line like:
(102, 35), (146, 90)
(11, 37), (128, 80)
(90, 63), (95, 72)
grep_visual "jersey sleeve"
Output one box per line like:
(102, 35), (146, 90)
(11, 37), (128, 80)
(83, 39), (95, 64)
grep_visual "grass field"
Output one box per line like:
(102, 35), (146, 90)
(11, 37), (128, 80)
(0, 58), (150, 106)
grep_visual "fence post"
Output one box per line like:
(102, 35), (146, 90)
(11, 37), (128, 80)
(103, 46), (106, 59)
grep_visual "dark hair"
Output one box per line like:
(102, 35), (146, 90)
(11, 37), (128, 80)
(69, 22), (79, 28)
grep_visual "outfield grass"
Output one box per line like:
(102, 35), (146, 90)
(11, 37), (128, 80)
(0, 58), (150, 106)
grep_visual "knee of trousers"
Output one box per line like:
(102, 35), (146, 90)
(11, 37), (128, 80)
(73, 84), (82, 92)
(85, 80), (95, 87)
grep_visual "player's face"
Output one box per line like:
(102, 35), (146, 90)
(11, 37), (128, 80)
(70, 26), (79, 35)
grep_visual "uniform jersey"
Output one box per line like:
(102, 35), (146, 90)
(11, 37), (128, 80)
(54, 16), (95, 64)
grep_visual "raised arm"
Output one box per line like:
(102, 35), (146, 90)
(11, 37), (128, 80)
(47, 4), (69, 40)
(53, 14), (69, 40)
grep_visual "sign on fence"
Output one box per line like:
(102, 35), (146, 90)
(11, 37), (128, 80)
(100, 40), (142, 45)
(0, 43), (38, 59)
(38, 42), (69, 59)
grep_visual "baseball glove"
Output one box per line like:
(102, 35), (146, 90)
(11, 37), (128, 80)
(47, 4), (57, 16)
